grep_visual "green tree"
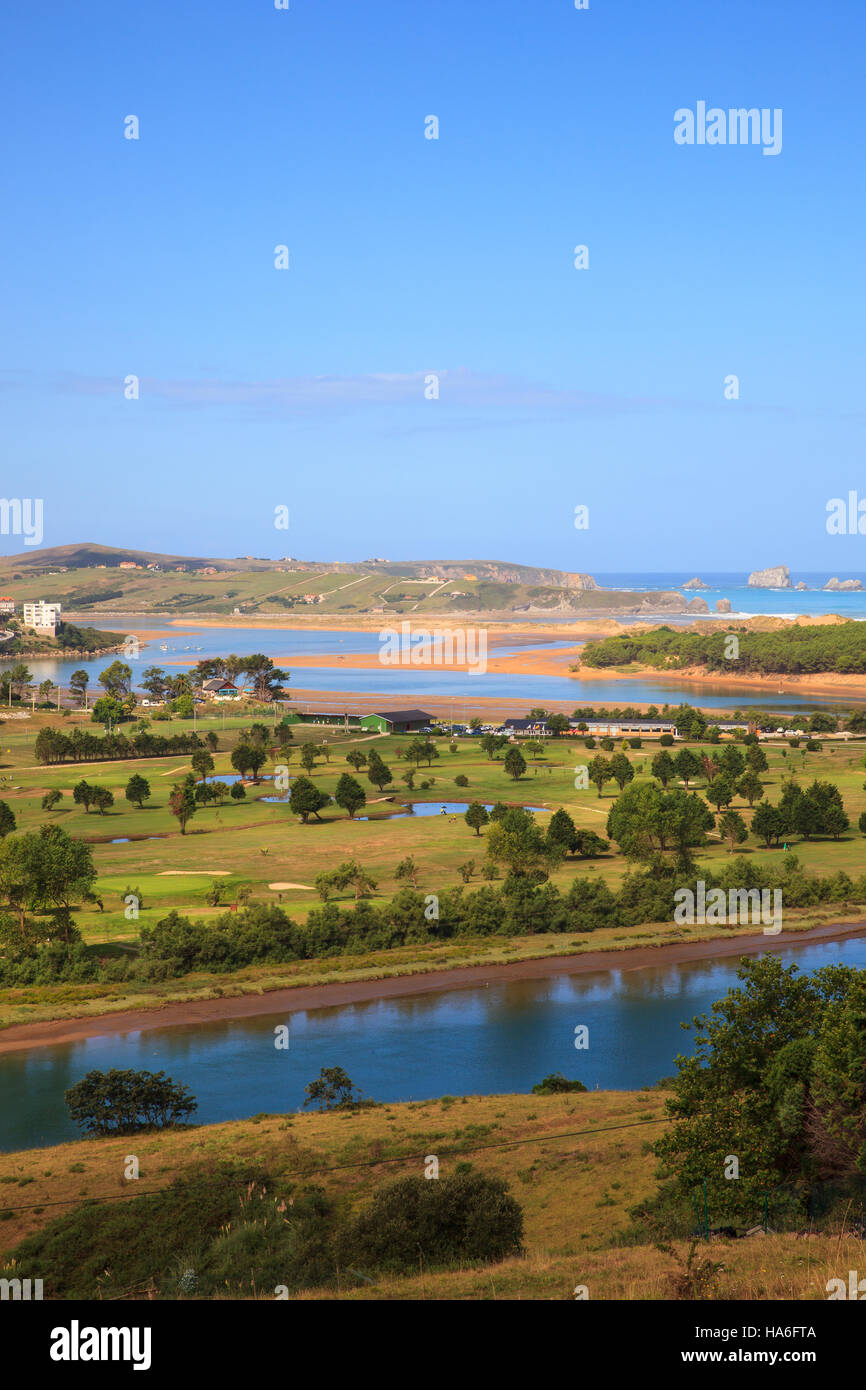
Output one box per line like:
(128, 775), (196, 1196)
(546, 713), (570, 737)
(706, 775), (734, 813)
(609, 752), (635, 792)
(653, 957), (863, 1224)
(546, 807), (577, 855)
(4, 662), (33, 702)
(394, 856), (419, 888)
(751, 799), (783, 848)
(65, 1069), (197, 1136)
(73, 781), (95, 814)
(91, 786), (114, 816)
(125, 774), (151, 809)
(651, 750), (676, 787)
(486, 807), (560, 879)
(532, 1073), (588, 1095)
(168, 784), (197, 834)
(300, 742), (319, 774)
(464, 801), (490, 837)
(504, 746), (527, 781)
(366, 750), (393, 791)
(746, 743), (769, 774)
(673, 747), (702, 789)
(416, 739), (439, 767)
(289, 776), (330, 823)
(69, 669), (89, 706)
(606, 783), (714, 868)
(97, 660), (133, 699)
(334, 773), (366, 819)
(91, 695), (126, 729)
(718, 809), (748, 852)
(587, 755), (612, 798)
(303, 1066), (361, 1110)
(736, 769), (764, 808)
(719, 745), (746, 780)
(191, 749), (215, 782)
(141, 666), (169, 700)
(41, 789), (63, 813)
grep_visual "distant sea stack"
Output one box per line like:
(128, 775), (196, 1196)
(682, 577), (709, 590)
(686, 595), (709, 613)
(795, 582), (808, 591)
(715, 598), (732, 613)
(748, 565), (792, 589)
(823, 577), (864, 591)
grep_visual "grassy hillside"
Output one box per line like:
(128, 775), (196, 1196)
(0, 1089), (855, 1300)
(0, 544), (686, 616)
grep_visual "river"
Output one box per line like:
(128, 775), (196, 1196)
(2, 933), (864, 1152)
(4, 619), (857, 712)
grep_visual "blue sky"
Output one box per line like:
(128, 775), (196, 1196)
(2, 0), (865, 572)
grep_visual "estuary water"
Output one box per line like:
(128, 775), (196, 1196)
(2, 932), (864, 1152)
(7, 618), (859, 712)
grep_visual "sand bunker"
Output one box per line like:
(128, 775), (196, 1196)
(268, 881), (314, 890)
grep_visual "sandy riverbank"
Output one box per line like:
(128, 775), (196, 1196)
(1, 918), (863, 1055)
(574, 662), (866, 701)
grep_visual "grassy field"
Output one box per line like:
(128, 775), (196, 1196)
(0, 555), (681, 618)
(0, 1088), (856, 1300)
(1, 710), (865, 1028)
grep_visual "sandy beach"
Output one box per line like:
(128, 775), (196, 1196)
(1, 918), (863, 1055)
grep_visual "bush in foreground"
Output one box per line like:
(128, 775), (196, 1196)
(336, 1170), (524, 1275)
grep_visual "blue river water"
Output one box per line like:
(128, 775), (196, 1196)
(2, 933), (864, 1153)
(7, 614), (862, 712)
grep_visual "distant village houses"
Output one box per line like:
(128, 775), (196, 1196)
(199, 678), (241, 702)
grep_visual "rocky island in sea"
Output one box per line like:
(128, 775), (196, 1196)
(748, 565), (792, 588)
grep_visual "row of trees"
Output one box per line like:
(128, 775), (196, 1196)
(6, 846), (866, 989)
(119, 855), (866, 980)
(35, 727), (205, 764)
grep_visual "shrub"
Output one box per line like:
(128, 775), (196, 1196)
(335, 1171), (524, 1274)
(454, 774), (469, 787)
(4, 1164), (269, 1299)
(531, 1072), (588, 1095)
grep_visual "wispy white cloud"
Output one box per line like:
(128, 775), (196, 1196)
(3, 367), (841, 419)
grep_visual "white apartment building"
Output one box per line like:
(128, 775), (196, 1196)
(23, 599), (62, 635)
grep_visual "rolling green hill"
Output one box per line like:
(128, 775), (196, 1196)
(0, 545), (688, 618)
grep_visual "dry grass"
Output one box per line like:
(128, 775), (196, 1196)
(2, 1087), (859, 1300)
